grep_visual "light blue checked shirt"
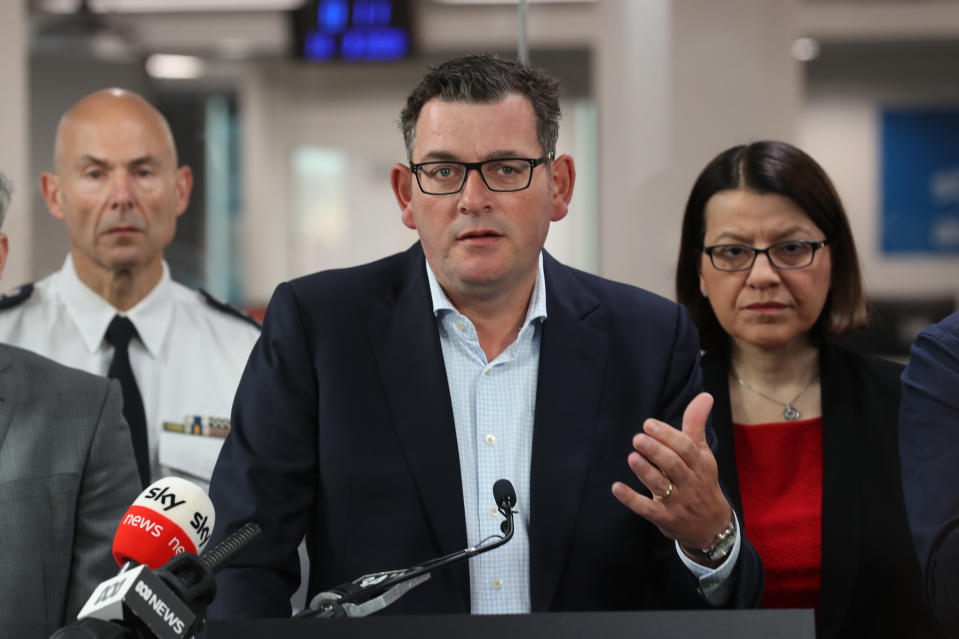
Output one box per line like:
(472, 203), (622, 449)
(425, 254), (738, 614)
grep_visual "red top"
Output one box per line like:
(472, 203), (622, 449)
(733, 417), (823, 610)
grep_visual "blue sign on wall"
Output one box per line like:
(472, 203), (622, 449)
(882, 108), (959, 254)
(292, 0), (412, 62)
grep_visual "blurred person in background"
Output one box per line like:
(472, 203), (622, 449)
(0, 171), (140, 637)
(0, 88), (260, 488)
(675, 140), (937, 638)
(900, 309), (959, 636)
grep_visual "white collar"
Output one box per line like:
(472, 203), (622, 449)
(425, 252), (548, 329)
(55, 254), (173, 358)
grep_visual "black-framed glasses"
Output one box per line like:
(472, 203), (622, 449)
(409, 153), (554, 195)
(703, 239), (829, 272)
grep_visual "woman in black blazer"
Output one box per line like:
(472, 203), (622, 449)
(675, 141), (937, 638)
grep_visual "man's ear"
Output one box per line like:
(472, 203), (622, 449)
(174, 166), (193, 218)
(391, 163), (417, 230)
(41, 172), (65, 221)
(549, 153), (575, 222)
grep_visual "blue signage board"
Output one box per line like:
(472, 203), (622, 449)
(292, 0), (412, 62)
(881, 108), (959, 254)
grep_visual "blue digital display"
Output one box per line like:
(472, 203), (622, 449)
(293, 0), (412, 62)
(882, 108), (959, 254)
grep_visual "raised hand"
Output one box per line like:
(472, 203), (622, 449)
(611, 392), (732, 555)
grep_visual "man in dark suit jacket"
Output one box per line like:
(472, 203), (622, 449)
(900, 309), (959, 636)
(208, 54), (763, 619)
(0, 172), (141, 636)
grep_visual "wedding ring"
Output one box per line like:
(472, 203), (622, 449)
(657, 481), (673, 500)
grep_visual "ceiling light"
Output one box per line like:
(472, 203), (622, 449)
(87, 0), (305, 12)
(791, 37), (821, 62)
(435, 0), (596, 4)
(145, 54), (206, 79)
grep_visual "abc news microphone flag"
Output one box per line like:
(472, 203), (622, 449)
(76, 478), (215, 638)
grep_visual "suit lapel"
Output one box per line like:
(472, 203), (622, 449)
(702, 353), (744, 513)
(0, 346), (19, 452)
(529, 255), (607, 611)
(816, 343), (861, 637)
(365, 245), (469, 607)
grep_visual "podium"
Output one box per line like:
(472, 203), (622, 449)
(207, 609), (814, 638)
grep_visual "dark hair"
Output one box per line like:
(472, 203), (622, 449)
(399, 53), (561, 161)
(676, 140), (868, 353)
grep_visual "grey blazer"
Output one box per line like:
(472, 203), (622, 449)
(0, 343), (140, 637)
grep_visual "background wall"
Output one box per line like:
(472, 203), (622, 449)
(0, 2), (29, 287)
(800, 40), (959, 302)
(8, 0), (959, 333)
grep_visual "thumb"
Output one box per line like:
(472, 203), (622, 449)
(682, 392), (714, 447)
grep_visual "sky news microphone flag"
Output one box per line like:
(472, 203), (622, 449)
(113, 477), (215, 569)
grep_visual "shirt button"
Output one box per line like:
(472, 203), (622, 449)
(455, 320), (465, 331)
(489, 506), (499, 516)
(484, 434), (496, 446)
(484, 368), (492, 376)
(492, 579), (503, 589)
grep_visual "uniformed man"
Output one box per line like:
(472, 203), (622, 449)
(0, 88), (260, 487)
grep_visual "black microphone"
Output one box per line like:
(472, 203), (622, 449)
(493, 479), (516, 534)
(51, 522), (263, 639)
(154, 522), (263, 619)
(298, 479), (517, 618)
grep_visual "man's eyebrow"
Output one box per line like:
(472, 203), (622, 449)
(129, 155), (161, 166)
(416, 150), (531, 163)
(75, 155), (161, 167)
(416, 151), (458, 162)
(76, 154), (108, 166)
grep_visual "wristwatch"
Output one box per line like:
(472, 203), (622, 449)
(681, 515), (737, 563)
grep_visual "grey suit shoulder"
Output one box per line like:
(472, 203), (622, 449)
(0, 343), (141, 636)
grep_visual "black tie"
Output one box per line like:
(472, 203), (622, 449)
(106, 315), (150, 488)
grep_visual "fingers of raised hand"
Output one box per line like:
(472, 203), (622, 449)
(627, 451), (674, 500)
(611, 480), (666, 523)
(681, 392), (714, 448)
(636, 420), (699, 479)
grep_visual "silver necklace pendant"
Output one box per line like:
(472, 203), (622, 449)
(734, 372), (816, 423)
(783, 404), (800, 421)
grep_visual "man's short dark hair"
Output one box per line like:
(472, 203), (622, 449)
(399, 53), (561, 161)
(676, 140), (868, 353)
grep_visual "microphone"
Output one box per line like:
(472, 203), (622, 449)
(112, 477), (215, 569)
(299, 479), (517, 618)
(56, 479), (260, 639)
(493, 478), (516, 534)
(64, 523), (263, 639)
(153, 522), (263, 617)
(61, 478), (215, 639)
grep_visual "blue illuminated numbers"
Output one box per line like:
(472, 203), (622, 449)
(318, 0), (349, 33)
(305, 0), (409, 62)
(341, 28), (409, 61)
(353, 0), (392, 26)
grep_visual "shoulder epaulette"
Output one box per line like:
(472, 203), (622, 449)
(0, 283), (34, 311)
(199, 289), (261, 330)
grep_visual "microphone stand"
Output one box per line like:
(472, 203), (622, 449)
(297, 489), (516, 619)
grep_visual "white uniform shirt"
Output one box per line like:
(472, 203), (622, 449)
(0, 255), (261, 482)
